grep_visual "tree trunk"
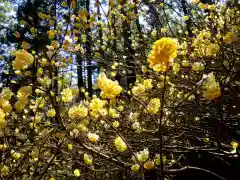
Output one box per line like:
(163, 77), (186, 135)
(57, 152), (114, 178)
(120, 0), (136, 88)
(86, 0), (92, 97)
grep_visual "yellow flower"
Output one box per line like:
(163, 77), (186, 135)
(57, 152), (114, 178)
(89, 98), (106, 112)
(47, 109), (56, 117)
(73, 169), (80, 177)
(161, 27), (167, 33)
(114, 136), (127, 152)
(0, 109), (5, 122)
(203, 73), (220, 100)
(21, 41), (31, 50)
(154, 154), (166, 165)
(117, 105), (124, 112)
(97, 73), (122, 99)
(136, 148), (149, 162)
(131, 164), (140, 172)
(182, 16), (189, 21)
(0, 88), (13, 100)
(192, 30), (219, 57)
(11, 150), (21, 160)
(223, 31), (237, 44)
(68, 144), (73, 150)
(87, 132), (99, 142)
(12, 50), (34, 70)
(83, 154), (93, 165)
(61, 88), (73, 102)
(147, 98), (161, 114)
(141, 65), (147, 73)
(0, 144), (8, 150)
(68, 104), (88, 119)
(173, 63), (180, 74)
(113, 121), (120, 128)
(192, 62), (204, 72)
(148, 37), (178, 72)
(151, 29), (157, 39)
(109, 108), (120, 118)
(143, 79), (153, 89)
(182, 60), (189, 67)
(48, 30), (57, 39)
(144, 161), (155, 170)
(77, 124), (88, 132)
(18, 86), (32, 97)
(191, 0), (199, 4)
(38, 12), (50, 19)
(0, 165), (9, 174)
(208, 4), (216, 11)
(231, 141), (238, 149)
(1, 101), (11, 113)
(132, 84), (146, 97)
(199, 2), (207, 9)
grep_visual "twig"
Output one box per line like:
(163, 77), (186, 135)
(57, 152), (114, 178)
(164, 166), (226, 180)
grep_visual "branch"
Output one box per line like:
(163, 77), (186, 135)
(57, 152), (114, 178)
(164, 166), (226, 180)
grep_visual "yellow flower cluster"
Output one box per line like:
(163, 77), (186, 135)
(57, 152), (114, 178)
(144, 161), (155, 170)
(21, 41), (30, 50)
(109, 108), (120, 118)
(223, 31), (236, 44)
(1, 165), (9, 174)
(1, 101), (12, 113)
(148, 37), (178, 72)
(15, 86), (32, 112)
(48, 30), (57, 39)
(0, 88), (13, 114)
(114, 136), (127, 152)
(11, 150), (21, 160)
(83, 154), (93, 165)
(89, 98), (107, 118)
(132, 84), (146, 97)
(73, 169), (80, 177)
(12, 49), (34, 70)
(47, 108), (56, 117)
(192, 30), (219, 57)
(203, 73), (220, 100)
(61, 88), (74, 103)
(131, 79), (153, 97)
(68, 104), (88, 119)
(0, 88), (13, 101)
(143, 79), (153, 89)
(0, 108), (6, 128)
(136, 148), (149, 162)
(97, 73), (122, 99)
(131, 164), (140, 172)
(38, 12), (50, 19)
(87, 132), (99, 142)
(147, 98), (161, 114)
(192, 62), (204, 72)
(77, 123), (88, 132)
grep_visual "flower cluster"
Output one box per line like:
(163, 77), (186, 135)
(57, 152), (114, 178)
(192, 30), (219, 57)
(15, 86), (32, 112)
(12, 49), (34, 70)
(114, 136), (127, 152)
(147, 98), (161, 114)
(97, 73), (122, 99)
(203, 73), (220, 100)
(68, 104), (88, 119)
(148, 37), (178, 72)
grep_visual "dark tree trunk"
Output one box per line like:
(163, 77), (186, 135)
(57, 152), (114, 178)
(120, 0), (136, 88)
(86, 0), (92, 97)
